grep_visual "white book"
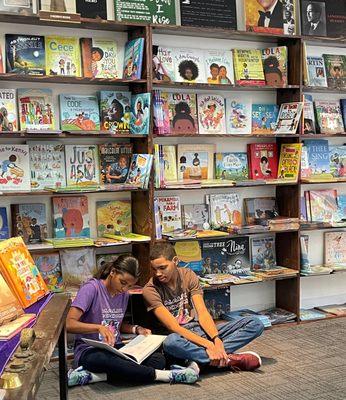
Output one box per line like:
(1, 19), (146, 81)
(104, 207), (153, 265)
(225, 97), (252, 135)
(172, 47), (206, 84)
(197, 94), (226, 135)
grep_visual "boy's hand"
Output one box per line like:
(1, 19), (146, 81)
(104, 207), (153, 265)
(206, 339), (228, 367)
(213, 338), (228, 367)
(137, 327), (151, 336)
(98, 325), (115, 346)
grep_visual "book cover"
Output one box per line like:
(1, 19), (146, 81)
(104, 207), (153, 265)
(325, 2), (346, 37)
(18, 88), (55, 131)
(76, 0), (107, 18)
(204, 288), (230, 320)
(123, 38), (145, 80)
(207, 193), (241, 228)
(0, 271), (24, 326)
(277, 143), (302, 181)
(32, 252), (63, 292)
(247, 143), (278, 180)
(5, 34), (45, 75)
(274, 102), (303, 135)
(329, 145), (346, 178)
(244, 197), (278, 225)
(173, 48), (206, 83)
(341, 99), (346, 129)
(262, 46), (287, 87)
(0, 144), (30, 191)
(232, 49), (265, 86)
(45, 36), (81, 77)
(125, 154), (153, 188)
(204, 49), (234, 85)
(314, 100), (344, 135)
(157, 196), (182, 233)
(96, 200), (132, 237)
(153, 90), (169, 135)
(177, 144), (215, 181)
(324, 231), (346, 265)
(59, 94), (100, 131)
(251, 104), (279, 134)
(65, 144), (100, 186)
(197, 94), (226, 134)
(182, 204), (209, 230)
(301, 0), (327, 36)
(251, 235), (276, 270)
(162, 145), (177, 182)
(283, 0), (296, 35)
(152, 46), (175, 82)
(215, 152), (248, 181)
(323, 54), (346, 89)
(316, 304), (346, 316)
(225, 97), (252, 135)
(0, 0), (34, 15)
(52, 195), (90, 238)
(99, 91), (131, 133)
(80, 38), (92, 78)
(302, 94), (316, 134)
(245, 0), (284, 34)
(11, 203), (47, 244)
(39, 0), (76, 12)
(309, 189), (338, 223)
(91, 39), (118, 79)
(304, 139), (330, 176)
(0, 207), (9, 239)
(306, 56), (327, 87)
(0, 89), (18, 132)
(337, 194), (346, 221)
(99, 143), (132, 185)
(130, 92), (151, 135)
(168, 92), (198, 135)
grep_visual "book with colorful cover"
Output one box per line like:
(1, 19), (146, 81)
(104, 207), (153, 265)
(207, 193), (242, 229)
(5, 34), (45, 76)
(45, 36), (81, 77)
(323, 54), (346, 89)
(309, 189), (338, 223)
(232, 49), (265, 86)
(65, 144), (100, 186)
(314, 100), (344, 135)
(39, 0), (76, 12)
(245, 0), (283, 34)
(157, 196), (182, 233)
(0, 89), (18, 132)
(324, 231), (346, 265)
(0, 0), (35, 15)
(300, 145), (311, 179)
(225, 97), (252, 135)
(250, 235), (276, 271)
(96, 200), (132, 237)
(130, 93), (151, 135)
(329, 145), (346, 178)
(168, 92), (198, 135)
(173, 48), (206, 83)
(174, 240), (203, 275)
(52, 195), (90, 238)
(162, 145), (177, 182)
(32, 252), (63, 292)
(244, 197), (278, 225)
(197, 94), (226, 134)
(204, 288), (230, 320)
(99, 91), (131, 133)
(304, 139), (330, 176)
(76, 0), (107, 19)
(99, 143), (132, 185)
(0, 207), (9, 240)
(59, 94), (100, 131)
(0, 144), (31, 191)
(177, 144), (214, 181)
(302, 94), (316, 135)
(125, 154), (153, 189)
(123, 38), (145, 80)
(90, 39), (118, 79)
(152, 45), (175, 82)
(306, 56), (328, 87)
(182, 204), (209, 230)
(262, 46), (287, 87)
(215, 152), (248, 181)
(251, 104), (279, 134)
(247, 143), (278, 180)
(204, 49), (234, 85)
(277, 143), (302, 181)
(274, 102), (303, 135)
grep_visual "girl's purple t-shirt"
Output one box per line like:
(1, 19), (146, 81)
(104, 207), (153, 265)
(71, 278), (129, 367)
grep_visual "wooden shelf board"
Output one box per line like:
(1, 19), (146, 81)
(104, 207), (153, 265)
(300, 178), (346, 184)
(153, 81), (300, 91)
(301, 224), (346, 231)
(154, 133), (298, 138)
(301, 35), (346, 48)
(0, 188), (147, 196)
(156, 181), (297, 190)
(301, 133), (346, 138)
(0, 131), (148, 139)
(303, 86), (346, 94)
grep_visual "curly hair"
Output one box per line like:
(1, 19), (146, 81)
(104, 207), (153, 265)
(178, 59), (199, 80)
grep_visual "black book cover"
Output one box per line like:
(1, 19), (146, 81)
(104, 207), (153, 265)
(76, 0), (107, 19)
(301, 0), (327, 36)
(325, 2), (346, 37)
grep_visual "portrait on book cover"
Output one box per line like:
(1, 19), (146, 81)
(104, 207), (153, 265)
(301, 1), (326, 36)
(245, 0), (284, 34)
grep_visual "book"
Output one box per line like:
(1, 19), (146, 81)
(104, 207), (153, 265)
(99, 91), (131, 133)
(302, 94), (316, 134)
(99, 143), (132, 185)
(223, 308), (271, 328)
(324, 231), (346, 265)
(315, 303), (346, 316)
(232, 49), (265, 86)
(0, 89), (18, 132)
(0, 311), (36, 340)
(154, 197), (162, 239)
(52, 195), (90, 238)
(323, 54), (346, 89)
(96, 200), (132, 237)
(247, 143), (278, 180)
(337, 194), (346, 221)
(304, 139), (331, 176)
(204, 49), (234, 85)
(329, 145), (346, 178)
(306, 56), (327, 87)
(39, 0), (76, 12)
(0, 144), (31, 191)
(59, 94), (100, 131)
(130, 93), (151, 135)
(262, 46), (287, 87)
(173, 48), (206, 84)
(65, 144), (100, 186)
(283, 0), (296, 35)
(308, 189), (338, 223)
(259, 307), (296, 324)
(207, 193), (242, 229)
(168, 92), (198, 135)
(152, 46), (175, 82)
(324, 2), (346, 37)
(225, 97), (252, 135)
(162, 145), (177, 182)
(5, 34), (45, 76)
(125, 154), (153, 189)
(251, 104), (279, 134)
(157, 196), (182, 233)
(244, 197), (278, 225)
(104, 232), (150, 242)
(0, 0), (34, 15)
(245, 0), (284, 34)
(76, 0), (107, 19)
(197, 94), (226, 134)
(215, 152), (248, 181)
(80, 38), (92, 78)
(314, 100), (344, 135)
(301, 0), (327, 36)
(277, 143), (302, 181)
(203, 288), (230, 319)
(32, 252), (63, 292)
(0, 207), (9, 240)
(18, 88), (55, 131)
(250, 235), (276, 270)
(177, 144), (214, 181)
(91, 39), (118, 79)
(123, 38), (145, 80)
(274, 102), (303, 135)
(0, 237), (49, 308)
(182, 204), (209, 230)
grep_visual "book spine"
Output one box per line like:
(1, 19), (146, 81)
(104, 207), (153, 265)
(154, 198), (162, 240)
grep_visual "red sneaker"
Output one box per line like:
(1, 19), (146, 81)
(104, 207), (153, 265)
(227, 351), (262, 371)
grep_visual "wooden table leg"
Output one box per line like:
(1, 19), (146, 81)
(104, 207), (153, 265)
(58, 325), (68, 400)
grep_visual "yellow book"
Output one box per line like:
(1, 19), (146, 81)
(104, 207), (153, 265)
(232, 49), (265, 86)
(162, 145), (177, 182)
(277, 143), (302, 181)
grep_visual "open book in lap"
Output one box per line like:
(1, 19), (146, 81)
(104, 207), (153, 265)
(82, 334), (166, 365)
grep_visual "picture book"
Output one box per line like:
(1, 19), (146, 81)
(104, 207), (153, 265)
(283, 0), (296, 35)
(314, 100), (344, 135)
(0, 0), (34, 15)
(251, 104), (279, 134)
(329, 145), (346, 178)
(277, 143), (302, 181)
(162, 145), (177, 182)
(91, 39), (118, 79)
(76, 0), (107, 19)
(59, 94), (100, 131)
(207, 193), (241, 228)
(274, 102), (303, 135)
(45, 36), (81, 77)
(215, 152), (248, 181)
(0, 237), (49, 308)
(0, 207), (9, 240)
(336, 194), (346, 221)
(197, 94), (226, 134)
(300, 234), (310, 272)
(304, 139), (330, 176)
(157, 196), (182, 233)
(32, 252), (63, 292)
(262, 46), (287, 87)
(80, 38), (93, 78)
(99, 91), (131, 133)
(29, 142), (66, 190)
(245, 0), (283, 34)
(18, 88), (55, 131)
(225, 97), (252, 135)
(11, 203), (47, 244)
(232, 49), (265, 86)
(152, 46), (175, 82)
(99, 143), (132, 185)
(244, 197), (278, 225)
(247, 143), (278, 180)
(174, 240), (203, 275)
(39, 0), (76, 12)
(52, 195), (90, 238)
(65, 144), (100, 186)
(115, 0), (176, 24)
(154, 197), (162, 239)
(182, 204), (209, 230)
(323, 54), (346, 89)
(302, 94), (316, 135)
(306, 56), (327, 87)
(173, 47), (206, 84)
(0, 89), (17, 132)
(308, 189), (338, 223)
(259, 307), (296, 324)
(300, 0), (327, 36)
(0, 45), (3, 74)
(153, 90), (169, 136)
(204, 49), (234, 85)
(300, 145), (311, 179)
(251, 235), (276, 270)
(123, 38), (145, 80)
(324, 231), (346, 265)
(130, 93), (151, 135)
(0, 144), (30, 191)
(96, 200), (132, 237)
(168, 92), (198, 135)
(204, 288), (230, 320)
(125, 154), (153, 189)
(177, 144), (214, 181)
(5, 34), (45, 75)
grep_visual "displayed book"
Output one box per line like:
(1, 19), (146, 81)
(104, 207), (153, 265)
(125, 154), (153, 189)
(274, 102), (303, 135)
(0, 144), (31, 191)
(177, 144), (214, 181)
(306, 56), (327, 87)
(123, 38), (145, 80)
(76, 0), (107, 19)
(45, 237), (94, 248)
(52, 195), (90, 238)
(245, 0), (284, 34)
(173, 47), (206, 84)
(130, 93), (151, 135)
(154, 197), (162, 239)
(244, 197), (279, 225)
(45, 36), (81, 77)
(96, 200), (132, 237)
(157, 196), (182, 234)
(299, 308), (328, 321)
(39, 0), (76, 13)
(225, 97), (252, 135)
(0, 207), (9, 240)
(0, 0), (35, 15)
(315, 303), (346, 317)
(277, 143), (302, 181)
(215, 152), (248, 181)
(232, 49), (265, 86)
(32, 252), (63, 292)
(223, 308), (271, 328)
(314, 100), (344, 135)
(324, 2), (346, 37)
(0, 89), (17, 132)
(0, 312), (36, 340)
(254, 266), (298, 279)
(250, 235), (276, 271)
(174, 240), (203, 275)
(258, 307), (296, 325)
(329, 145), (346, 178)
(302, 94), (316, 134)
(99, 143), (132, 185)
(65, 144), (100, 186)
(99, 91), (131, 133)
(90, 39), (118, 79)
(304, 139), (331, 177)
(283, 0), (296, 35)
(0, 237), (49, 308)
(251, 104), (279, 134)
(207, 193), (242, 229)
(182, 204), (209, 230)
(168, 92), (198, 135)
(300, 146), (310, 179)
(323, 54), (346, 89)
(324, 231), (346, 266)
(152, 46), (175, 82)
(247, 143), (278, 180)
(59, 94), (100, 131)
(104, 232), (151, 242)
(307, 189), (338, 223)
(204, 49), (234, 85)
(300, 0), (327, 36)
(197, 94), (226, 134)
(5, 34), (45, 76)
(336, 194), (346, 221)
(300, 264), (333, 276)
(262, 46), (287, 87)
(162, 145), (177, 182)
(203, 288), (230, 320)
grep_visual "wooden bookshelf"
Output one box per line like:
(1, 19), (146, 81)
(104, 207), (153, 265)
(302, 86), (346, 94)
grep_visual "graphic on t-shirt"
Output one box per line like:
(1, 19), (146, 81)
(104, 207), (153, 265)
(163, 291), (194, 325)
(99, 307), (124, 341)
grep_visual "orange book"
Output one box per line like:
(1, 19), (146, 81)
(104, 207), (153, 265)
(0, 237), (49, 308)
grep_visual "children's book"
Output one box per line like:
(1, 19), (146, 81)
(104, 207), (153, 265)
(207, 193), (241, 229)
(96, 200), (132, 237)
(152, 46), (175, 82)
(115, 0), (176, 24)
(259, 308), (296, 324)
(308, 189), (338, 223)
(304, 139), (330, 176)
(245, 0), (283, 34)
(157, 196), (182, 233)
(277, 143), (302, 181)
(76, 0), (107, 19)
(173, 47), (206, 84)
(91, 39), (118, 79)
(329, 145), (346, 178)
(52, 195), (90, 238)
(125, 154), (153, 189)
(177, 144), (214, 181)
(99, 91), (131, 133)
(306, 56), (328, 87)
(0, 0), (35, 15)
(282, 0), (296, 35)
(182, 204), (209, 230)
(45, 36), (81, 77)
(244, 197), (278, 225)
(324, 231), (346, 265)
(251, 235), (276, 270)
(123, 38), (145, 80)
(215, 152), (248, 181)
(274, 102), (303, 135)
(302, 94), (316, 135)
(5, 34), (45, 75)
(204, 49), (234, 85)
(300, 146), (310, 179)
(174, 240), (203, 275)
(18, 88), (55, 131)
(315, 304), (346, 316)
(32, 252), (63, 292)
(11, 203), (47, 244)
(0, 207), (9, 240)
(204, 288), (230, 320)
(0, 144), (31, 191)
(65, 144), (100, 186)
(232, 49), (265, 86)
(99, 143), (132, 185)
(39, 0), (76, 12)
(162, 145), (177, 182)
(336, 194), (346, 221)
(153, 90), (169, 136)
(130, 93), (151, 135)
(59, 94), (100, 131)
(80, 38), (93, 78)
(225, 97), (252, 135)
(323, 54), (346, 89)
(262, 46), (287, 87)
(251, 104), (279, 134)
(314, 100), (344, 135)
(197, 94), (226, 134)
(0, 89), (17, 132)
(0, 237), (49, 308)
(168, 92), (198, 135)
(247, 143), (278, 180)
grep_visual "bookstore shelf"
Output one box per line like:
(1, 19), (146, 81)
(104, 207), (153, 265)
(300, 178), (346, 184)
(0, 187), (148, 196)
(0, 131), (148, 139)
(301, 35), (346, 48)
(154, 133), (299, 138)
(302, 86), (346, 94)
(27, 242), (141, 253)
(155, 181), (297, 190)
(300, 134), (346, 138)
(152, 82), (300, 91)
(300, 224), (346, 232)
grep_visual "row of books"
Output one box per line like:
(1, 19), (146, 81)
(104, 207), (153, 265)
(300, 305), (346, 321)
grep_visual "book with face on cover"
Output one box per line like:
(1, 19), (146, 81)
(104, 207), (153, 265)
(177, 144), (214, 181)
(262, 46), (287, 87)
(329, 145), (346, 178)
(157, 196), (182, 234)
(274, 102), (303, 135)
(197, 94), (226, 134)
(167, 92), (198, 135)
(232, 49), (265, 86)
(99, 91), (131, 133)
(306, 56), (327, 87)
(207, 193), (242, 229)
(91, 39), (118, 79)
(96, 200), (132, 237)
(314, 100), (344, 135)
(32, 252), (63, 292)
(245, 0), (284, 34)
(225, 97), (252, 135)
(173, 48), (206, 84)
(123, 38), (145, 80)
(204, 49), (234, 85)
(0, 89), (17, 132)
(99, 143), (132, 185)
(323, 54), (346, 89)
(215, 152), (248, 181)
(324, 231), (346, 266)
(0, 144), (31, 191)
(204, 287), (230, 320)
(251, 235), (276, 271)
(152, 46), (175, 82)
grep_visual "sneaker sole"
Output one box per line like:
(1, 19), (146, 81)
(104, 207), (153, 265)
(236, 351), (262, 367)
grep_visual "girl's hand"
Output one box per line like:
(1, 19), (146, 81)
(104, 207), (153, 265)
(98, 325), (115, 346)
(137, 326), (151, 336)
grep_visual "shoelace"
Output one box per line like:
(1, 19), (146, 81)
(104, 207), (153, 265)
(71, 370), (92, 386)
(171, 370), (188, 383)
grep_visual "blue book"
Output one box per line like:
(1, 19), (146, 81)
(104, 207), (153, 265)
(123, 38), (145, 80)
(0, 207), (9, 240)
(337, 194), (346, 221)
(204, 288), (230, 320)
(126, 154), (153, 189)
(304, 139), (330, 176)
(329, 145), (346, 178)
(130, 93), (151, 135)
(215, 152), (248, 181)
(341, 99), (346, 130)
(251, 104), (279, 134)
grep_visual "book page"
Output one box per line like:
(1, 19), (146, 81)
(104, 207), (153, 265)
(120, 335), (166, 364)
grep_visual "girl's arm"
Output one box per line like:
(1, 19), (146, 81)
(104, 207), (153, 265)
(120, 321), (151, 336)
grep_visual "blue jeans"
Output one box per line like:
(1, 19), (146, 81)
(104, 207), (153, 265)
(163, 316), (264, 365)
